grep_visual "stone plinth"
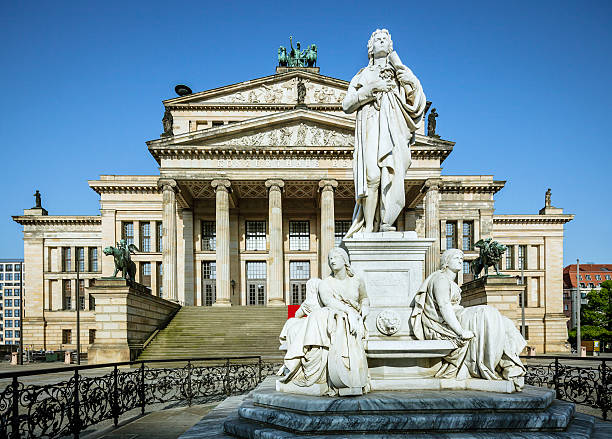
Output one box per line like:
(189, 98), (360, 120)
(87, 278), (180, 363)
(219, 377), (600, 439)
(344, 231), (445, 387)
(461, 275), (522, 320)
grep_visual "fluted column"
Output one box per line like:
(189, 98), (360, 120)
(212, 179), (232, 307)
(265, 179), (285, 306)
(319, 179), (338, 278)
(424, 179), (441, 277)
(157, 179), (178, 302)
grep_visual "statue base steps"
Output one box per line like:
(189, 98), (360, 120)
(199, 377), (609, 439)
(370, 376), (523, 393)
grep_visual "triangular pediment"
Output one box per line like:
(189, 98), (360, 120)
(148, 109), (355, 149)
(163, 71), (349, 106)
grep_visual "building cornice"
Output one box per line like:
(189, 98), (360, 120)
(166, 103), (343, 112)
(148, 144), (453, 162)
(441, 180), (506, 194)
(88, 181), (162, 195)
(12, 216), (101, 226)
(493, 215), (575, 224)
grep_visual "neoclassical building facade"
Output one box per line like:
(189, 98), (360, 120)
(14, 67), (574, 353)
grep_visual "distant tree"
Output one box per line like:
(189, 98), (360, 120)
(581, 280), (612, 330)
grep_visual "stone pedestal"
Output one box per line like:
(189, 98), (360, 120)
(344, 231), (449, 389)
(87, 278), (180, 363)
(461, 275), (522, 320)
(220, 377), (602, 439)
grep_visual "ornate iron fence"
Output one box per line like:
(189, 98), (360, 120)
(1, 355), (609, 438)
(0, 356), (281, 439)
(521, 355), (611, 420)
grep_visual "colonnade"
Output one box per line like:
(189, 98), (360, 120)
(157, 178), (441, 305)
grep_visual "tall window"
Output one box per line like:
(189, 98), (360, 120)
(201, 221), (216, 251)
(462, 221), (474, 251)
(246, 221), (266, 251)
(505, 245), (514, 270)
(334, 220), (351, 246)
(246, 262), (266, 305)
(518, 245), (527, 270)
(585, 274), (591, 280)
(157, 222), (163, 252)
(202, 262), (216, 306)
(445, 222), (457, 249)
(157, 262), (163, 297)
(89, 248), (99, 272)
(89, 294), (96, 311)
(76, 247), (85, 272)
(78, 279), (85, 310)
(140, 262), (151, 287)
(463, 261), (474, 283)
(289, 261), (310, 305)
(140, 222), (151, 252)
(289, 221), (310, 251)
(14, 273), (20, 281)
(63, 280), (72, 310)
(62, 329), (72, 344)
(62, 247), (71, 272)
(4, 265), (11, 271)
(122, 222), (134, 246)
(89, 329), (96, 344)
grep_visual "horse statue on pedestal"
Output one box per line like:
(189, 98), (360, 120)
(471, 238), (507, 279)
(103, 239), (139, 281)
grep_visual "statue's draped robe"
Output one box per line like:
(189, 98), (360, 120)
(279, 276), (369, 395)
(410, 271), (526, 387)
(344, 59), (427, 238)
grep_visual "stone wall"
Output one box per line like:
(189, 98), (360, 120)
(88, 278), (180, 363)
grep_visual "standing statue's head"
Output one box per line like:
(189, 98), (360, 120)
(368, 29), (393, 61)
(328, 247), (354, 277)
(440, 248), (464, 272)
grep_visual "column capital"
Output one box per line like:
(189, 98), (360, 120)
(211, 179), (232, 192)
(318, 179), (338, 192)
(265, 179), (284, 192)
(423, 178), (442, 193)
(157, 178), (178, 191)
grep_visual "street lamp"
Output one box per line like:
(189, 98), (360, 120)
(576, 259), (581, 356)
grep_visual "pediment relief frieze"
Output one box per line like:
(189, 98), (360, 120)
(203, 121), (354, 148)
(182, 77), (348, 106)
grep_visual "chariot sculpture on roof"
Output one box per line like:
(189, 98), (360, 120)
(278, 36), (317, 68)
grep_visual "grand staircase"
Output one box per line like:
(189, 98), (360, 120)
(137, 306), (288, 361)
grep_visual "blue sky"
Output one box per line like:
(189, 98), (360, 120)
(1, 1), (610, 265)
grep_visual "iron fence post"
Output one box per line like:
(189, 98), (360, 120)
(73, 369), (81, 439)
(225, 359), (231, 396)
(140, 362), (146, 415)
(11, 376), (18, 439)
(554, 357), (561, 399)
(113, 365), (119, 427)
(258, 357), (262, 383)
(187, 360), (193, 407)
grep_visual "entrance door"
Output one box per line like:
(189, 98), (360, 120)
(289, 261), (310, 305)
(246, 261), (266, 306)
(202, 261), (216, 306)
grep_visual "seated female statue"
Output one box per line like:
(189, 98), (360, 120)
(410, 248), (526, 390)
(277, 248), (370, 396)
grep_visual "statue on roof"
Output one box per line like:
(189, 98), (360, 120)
(162, 108), (173, 137)
(297, 77), (306, 106)
(33, 190), (42, 209)
(427, 107), (439, 138)
(305, 44), (317, 67)
(280, 37), (316, 68)
(545, 188), (552, 207)
(278, 46), (288, 67)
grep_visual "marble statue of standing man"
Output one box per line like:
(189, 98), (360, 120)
(343, 29), (427, 237)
